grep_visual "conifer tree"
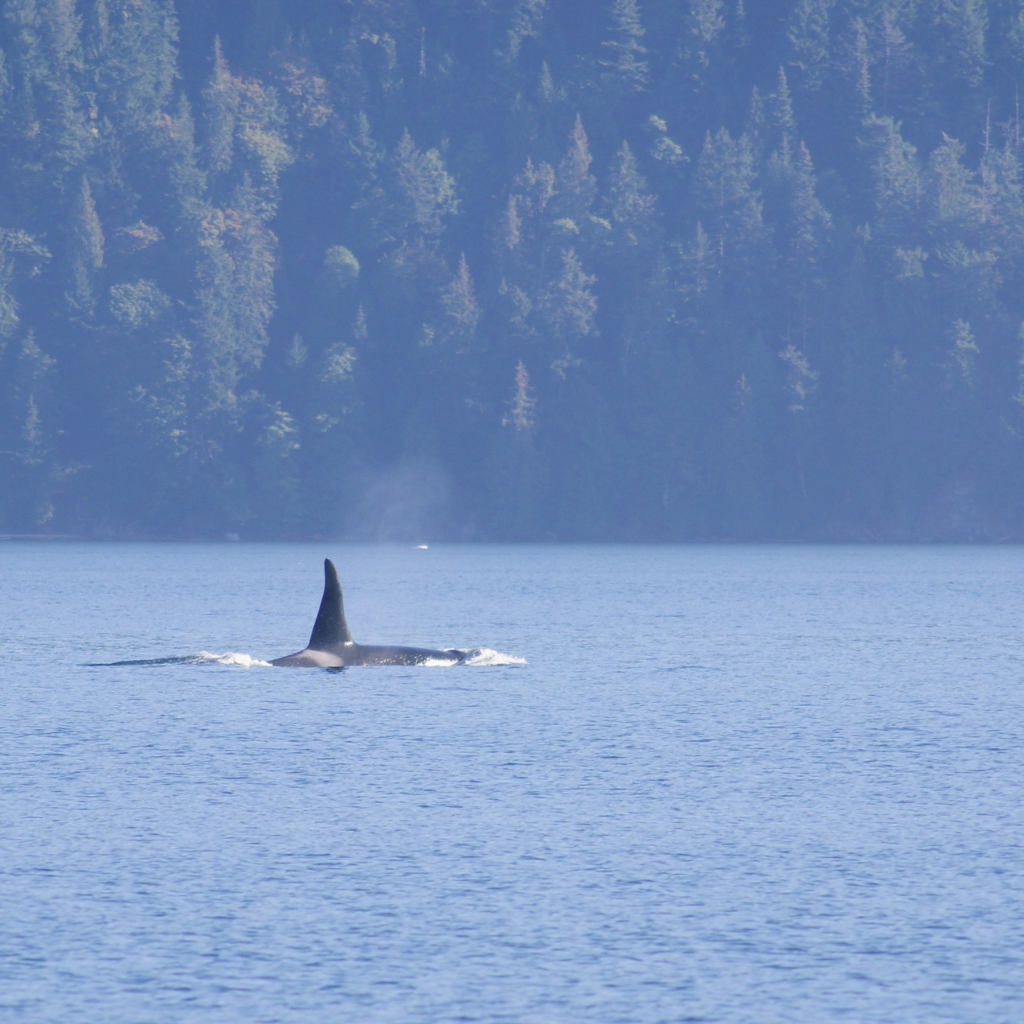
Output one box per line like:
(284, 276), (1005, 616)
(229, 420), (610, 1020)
(0, 237), (17, 342)
(946, 318), (979, 402)
(0, 328), (57, 527)
(790, 141), (830, 263)
(0, 228), (47, 340)
(876, 7), (914, 116)
(389, 128), (458, 247)
(600, 0), (649, 95)
(693, 127), (763, 257)
(978, 140), (1024, 239)
(441, 253), (481, 351)
(685, 0), (724, 69)
(504, 360), (536, 431)
(744, 85), (765, 161)
(487, 359), (544, 540)
(544, 247), (596, 373)
(88, 0), (178, 139)
(513, 157), (556, 231)
(3, 0), (93, 182)
(788, 0), (834, 91)
(554, 114), (597, 223)
(607, 140), (657, 248)
(767, 67), (796, 154)
(925, 133), (978, 231)
(19, 332), (51, 452)
(850, 17), (873, 116)
(0, 43), (9, 124)
(765, 139), (830, 269)
(231, 76), (292, 214)
(934, 0), (988, 87)
(193, 174), (277, 410)
(503, 0), (545, 65)
(160, 93), (206, 222)
(202, 38), (237, 176)
(862, 115), (920, 233)
(65, 174), (103, 312)
(497, 194), (521, 256)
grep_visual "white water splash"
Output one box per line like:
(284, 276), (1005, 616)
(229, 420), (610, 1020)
(419, 649), (526, 667)
(183, 649), (524, 668)
(195, 651), (273, 668)
(461, 648), (527, 666)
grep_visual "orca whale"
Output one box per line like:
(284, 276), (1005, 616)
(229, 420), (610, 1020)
(271, 559), (466, 667)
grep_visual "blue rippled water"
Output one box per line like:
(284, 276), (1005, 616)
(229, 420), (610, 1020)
(2, 542), (1023, 1023)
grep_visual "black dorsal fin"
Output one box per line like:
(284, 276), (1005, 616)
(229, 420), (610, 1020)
(308, 558), (354, 649)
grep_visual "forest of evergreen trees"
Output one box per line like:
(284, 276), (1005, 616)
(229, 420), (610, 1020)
(2, 0), (1024, 539)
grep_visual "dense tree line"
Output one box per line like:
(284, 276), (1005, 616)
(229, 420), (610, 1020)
(2, 0), (1024, 539)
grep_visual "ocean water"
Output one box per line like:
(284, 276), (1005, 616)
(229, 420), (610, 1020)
(1, 542), (1023, 1024)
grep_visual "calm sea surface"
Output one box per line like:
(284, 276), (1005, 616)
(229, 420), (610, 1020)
(1, 542), (1023, 1023)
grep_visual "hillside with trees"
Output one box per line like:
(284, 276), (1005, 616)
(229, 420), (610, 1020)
(2, 0), (1023, 539)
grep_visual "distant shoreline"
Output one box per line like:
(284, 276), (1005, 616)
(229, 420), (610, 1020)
(2, 535), (1022, 545)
